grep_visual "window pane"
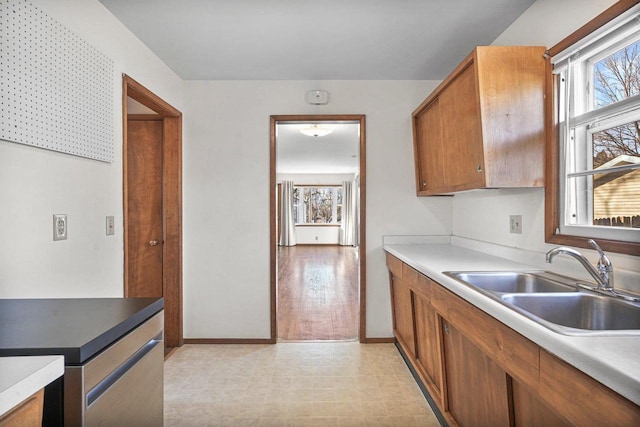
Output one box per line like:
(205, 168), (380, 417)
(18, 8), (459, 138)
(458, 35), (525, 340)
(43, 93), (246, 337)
(593, 40), (640, 109)
(592, 120), (640, 168)
(593, 168), (640, 227)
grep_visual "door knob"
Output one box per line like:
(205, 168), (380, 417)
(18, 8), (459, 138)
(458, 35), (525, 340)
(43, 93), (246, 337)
(149, 240), (160, 246)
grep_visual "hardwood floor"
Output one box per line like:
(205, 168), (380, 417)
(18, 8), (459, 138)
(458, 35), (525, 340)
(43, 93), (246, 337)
(277, 245), (359, 341)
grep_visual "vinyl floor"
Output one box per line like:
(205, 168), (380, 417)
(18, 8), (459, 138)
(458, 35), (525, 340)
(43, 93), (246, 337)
(164, 342), (440, 426)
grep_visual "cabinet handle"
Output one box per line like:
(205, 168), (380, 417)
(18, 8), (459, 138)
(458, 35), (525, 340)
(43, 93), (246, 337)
(422, 180), (427, 187)
(477, 164), (483, 173)
(149, 240), (160, 246)
(444, 323), (450, 334)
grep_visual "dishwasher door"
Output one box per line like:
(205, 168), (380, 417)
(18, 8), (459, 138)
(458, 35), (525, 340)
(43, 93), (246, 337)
(64, 311), (164, 427)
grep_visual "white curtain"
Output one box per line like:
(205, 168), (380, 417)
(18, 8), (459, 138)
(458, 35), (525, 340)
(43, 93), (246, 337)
(279, 181), (297, 246)
(340, 180), (358, 246)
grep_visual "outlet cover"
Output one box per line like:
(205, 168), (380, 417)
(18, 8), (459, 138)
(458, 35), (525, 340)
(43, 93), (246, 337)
(509, 215), (522, 234)
(53, 214), (67, 240)
(106, 216), (115, 236)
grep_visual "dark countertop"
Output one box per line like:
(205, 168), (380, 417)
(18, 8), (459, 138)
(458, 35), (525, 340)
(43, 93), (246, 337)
(0, 298), (163, 365)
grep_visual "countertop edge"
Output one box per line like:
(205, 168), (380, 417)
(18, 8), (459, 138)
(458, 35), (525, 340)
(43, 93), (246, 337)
(384, 243), (640, 406)
(0, 356), (64, 416)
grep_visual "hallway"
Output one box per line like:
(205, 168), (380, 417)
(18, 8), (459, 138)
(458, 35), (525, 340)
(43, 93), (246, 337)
(277, 246), (359, 341)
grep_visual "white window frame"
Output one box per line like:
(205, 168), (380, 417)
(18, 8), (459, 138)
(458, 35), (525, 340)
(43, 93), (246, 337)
(293, 186), (342, 225)
(553, 6), (640, 244)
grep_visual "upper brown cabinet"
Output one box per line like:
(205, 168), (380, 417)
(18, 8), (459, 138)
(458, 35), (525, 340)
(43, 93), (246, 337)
(412, 46), (547, 196)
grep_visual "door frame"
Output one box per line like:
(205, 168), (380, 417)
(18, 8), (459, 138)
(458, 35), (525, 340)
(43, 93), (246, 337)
(123, 74), (183, 348)
(270, 114), (367, 342)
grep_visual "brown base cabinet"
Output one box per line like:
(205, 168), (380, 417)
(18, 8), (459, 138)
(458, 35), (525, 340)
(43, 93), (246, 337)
(385, 252), (640, 426)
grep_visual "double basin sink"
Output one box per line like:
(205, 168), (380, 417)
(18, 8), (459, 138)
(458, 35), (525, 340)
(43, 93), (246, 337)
(444, 271), (640, 336)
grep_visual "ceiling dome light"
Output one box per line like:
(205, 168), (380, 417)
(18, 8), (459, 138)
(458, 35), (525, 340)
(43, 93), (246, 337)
(300, 124), (333, 137)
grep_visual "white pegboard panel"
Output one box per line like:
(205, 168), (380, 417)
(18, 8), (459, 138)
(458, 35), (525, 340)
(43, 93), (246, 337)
(0, 0), (114, 162)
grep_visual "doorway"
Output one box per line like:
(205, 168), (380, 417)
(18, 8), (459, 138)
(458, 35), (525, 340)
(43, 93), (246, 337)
(123, 75), (183, 349)
(270, 115), (367, 342)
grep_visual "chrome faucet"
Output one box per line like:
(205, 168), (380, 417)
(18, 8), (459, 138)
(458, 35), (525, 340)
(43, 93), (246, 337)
(545, 239), (614, 291)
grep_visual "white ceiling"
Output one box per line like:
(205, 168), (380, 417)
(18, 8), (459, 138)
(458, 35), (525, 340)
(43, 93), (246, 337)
(276, 123), (359, 174)
(98, 0), (535, 80)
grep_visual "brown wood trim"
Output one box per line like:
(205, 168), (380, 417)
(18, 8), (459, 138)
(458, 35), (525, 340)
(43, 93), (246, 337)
(164, 347), (178, 360)
(124, 75), (181, 117)
(362, 337), (395, 344)
(547, 0), (640, 57)
(127, 114), (163, 121)
(184, 338), (276, 344)
(544, 2), (640, 256)
(270, 114), (367, 342)
(123, 74), (184, 347)
(359, 115), (367, 343)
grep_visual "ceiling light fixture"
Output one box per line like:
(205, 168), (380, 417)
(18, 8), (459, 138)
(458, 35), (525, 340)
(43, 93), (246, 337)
(299, 124), (333, 138)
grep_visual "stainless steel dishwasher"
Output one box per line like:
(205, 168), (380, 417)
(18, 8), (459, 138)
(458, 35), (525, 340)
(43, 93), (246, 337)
(63, 311), (164, 426)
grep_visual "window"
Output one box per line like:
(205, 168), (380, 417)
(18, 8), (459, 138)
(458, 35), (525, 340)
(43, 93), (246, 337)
(550, 5), (640, 249)
(293, 186), (342, 224)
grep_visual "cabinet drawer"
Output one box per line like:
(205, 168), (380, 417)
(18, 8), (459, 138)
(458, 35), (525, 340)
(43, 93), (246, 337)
(539, 350), (640, 426)
(431, 283), (539, 386)
(386, 253), (403, 279)
(402, 263), (431, 298)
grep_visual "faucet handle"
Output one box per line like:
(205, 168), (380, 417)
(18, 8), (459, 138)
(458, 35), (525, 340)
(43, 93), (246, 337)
(588, 239), (605, 256)
(588, 239), (611, 267)
(588, 239), (614, 289)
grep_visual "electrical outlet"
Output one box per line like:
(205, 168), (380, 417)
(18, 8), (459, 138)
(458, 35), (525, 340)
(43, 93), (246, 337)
(509, 215), (522, 234)
(106, 216), (115, 236)
(53, 214), (67, 240)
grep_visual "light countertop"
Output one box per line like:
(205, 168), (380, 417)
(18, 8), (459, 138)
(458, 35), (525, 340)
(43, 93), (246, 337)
(0, 355), (64, 416)
(384, 243), (640, 405)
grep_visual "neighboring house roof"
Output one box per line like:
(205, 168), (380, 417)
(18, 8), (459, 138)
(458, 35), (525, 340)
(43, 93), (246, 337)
(595, 154), (640, 170)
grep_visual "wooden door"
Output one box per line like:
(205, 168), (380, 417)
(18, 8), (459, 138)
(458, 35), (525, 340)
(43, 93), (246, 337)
(442, 320), (510, 427)
(126, 118), (164, 298)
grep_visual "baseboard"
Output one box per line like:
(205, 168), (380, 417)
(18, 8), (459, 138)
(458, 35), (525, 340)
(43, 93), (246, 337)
(184, 338), (276, 344)
(362, 337), (395, 344)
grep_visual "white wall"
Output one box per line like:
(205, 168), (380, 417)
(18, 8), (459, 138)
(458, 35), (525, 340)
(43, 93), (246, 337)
(0, 0), (183, 297)
(453, 0), (640, 280)
(183, 80), (452, 339)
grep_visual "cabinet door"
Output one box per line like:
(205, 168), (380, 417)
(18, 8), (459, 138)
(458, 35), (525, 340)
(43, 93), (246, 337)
(442, 320), (510, 427)
(414, 98), (445, 194)
(439, 63), (485, 191)
(413, 291), (442, 400)
(511, 379), (571, 427)
(390, 276), (415, 356)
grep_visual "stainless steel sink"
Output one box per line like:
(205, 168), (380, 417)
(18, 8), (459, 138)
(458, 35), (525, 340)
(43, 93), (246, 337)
(444, 271), (577, 294)
(444, 270), (640, 336)
(502, 293), (640, 335)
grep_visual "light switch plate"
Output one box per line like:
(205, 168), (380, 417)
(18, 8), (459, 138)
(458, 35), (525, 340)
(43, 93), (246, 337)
(53, 214), (67, 240)
(509, 215), (522, 234)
